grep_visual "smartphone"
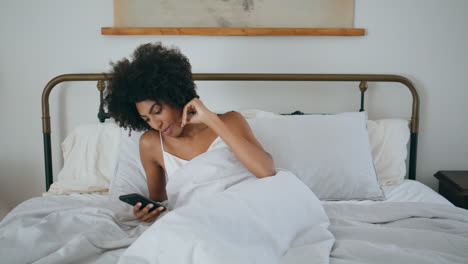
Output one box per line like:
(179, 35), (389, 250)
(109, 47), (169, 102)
(119, 193), (166, 213)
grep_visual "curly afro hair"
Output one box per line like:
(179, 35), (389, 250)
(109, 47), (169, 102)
(105, 42), (198, 131)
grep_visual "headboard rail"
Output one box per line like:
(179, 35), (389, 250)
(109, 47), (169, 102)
(41, 73), (419, 191)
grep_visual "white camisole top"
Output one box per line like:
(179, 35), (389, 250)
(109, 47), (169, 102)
(160, 133), (223, 178)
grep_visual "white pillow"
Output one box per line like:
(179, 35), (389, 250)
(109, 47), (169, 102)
(241, 109), (411, 186)
(247, 112), (385, 200)
(240, 109), (285, 119)
(45, 123), (121, 195)
(109, 129), (149, 197)
(367, 119), (410, 185)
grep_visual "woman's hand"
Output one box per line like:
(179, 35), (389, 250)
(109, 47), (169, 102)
(133, 203), (167, 223)
(181, 98), (217, 127)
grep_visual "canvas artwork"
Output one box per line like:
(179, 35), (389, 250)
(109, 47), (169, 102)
(114, 0), (354, 28)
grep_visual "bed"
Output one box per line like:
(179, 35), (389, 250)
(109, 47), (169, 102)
(1, 73), (467, 264)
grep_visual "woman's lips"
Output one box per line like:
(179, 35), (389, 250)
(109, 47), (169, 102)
(163, 124), (172, 135)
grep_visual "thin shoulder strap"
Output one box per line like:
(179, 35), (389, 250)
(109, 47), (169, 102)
(159, 131), (165, 152)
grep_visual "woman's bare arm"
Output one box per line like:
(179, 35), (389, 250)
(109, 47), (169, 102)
(181, 99), (275, 178)
(139, 130), (168, 201)
(136, 131), (168, 222)
(207, 111), (275, 178)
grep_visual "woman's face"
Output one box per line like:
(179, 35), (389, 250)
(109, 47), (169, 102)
(136, 99), (183, 137)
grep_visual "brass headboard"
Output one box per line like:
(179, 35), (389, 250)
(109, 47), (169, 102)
(41, 73), (420, 191)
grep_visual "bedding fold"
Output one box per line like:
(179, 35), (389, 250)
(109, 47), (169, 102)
(0, 193), (148, 264)
(119, 145), (334, 264)
(3, 141), (467, 264)
(325, 202), (468, 264)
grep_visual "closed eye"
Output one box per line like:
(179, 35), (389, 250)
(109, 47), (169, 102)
(153, 105), (162, 115)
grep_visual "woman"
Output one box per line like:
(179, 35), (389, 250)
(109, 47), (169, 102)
(106, 42), (275, 222)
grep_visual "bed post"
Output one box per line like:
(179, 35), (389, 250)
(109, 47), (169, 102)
(42, 83), (54, 191)
(400, 76), (419, 181)
(97, 80), (110, 123)
(359, 81), (368, 112)
(42, 81), (54, 191)
(42, 130), (53, 191)
(42, 73), (108, 191)
(408, 133), (418, 180)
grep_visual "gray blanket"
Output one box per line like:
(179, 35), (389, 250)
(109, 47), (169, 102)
(325, 202), (468, 264)
(0, 194), (147, 264)
(2, 195), (467, 263)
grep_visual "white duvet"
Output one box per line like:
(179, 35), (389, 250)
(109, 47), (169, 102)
(0, 144), (333, 264)
(326, 202), (468, 264)
(0, 193), (147, 264)
(2, 142), (468, 264)
(119, 146), (334, 264)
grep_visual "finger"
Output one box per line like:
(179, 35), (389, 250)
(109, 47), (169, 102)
(145, 207), (162, 221)
(133, 202), (142, 215)
(138, 204), (155, 221)
(181, 104), (189, 127)
(141, 213), (153, 222)
(137, 204), (153, 219)
(146, 215), (158, 222)
(136, 212), (145, 220)
(183, 103), (196, 127)
(141, 207), (160, 222)
(145, 207), (166, 222)
(135, 205), (149, 219)
(148, 206), (165, 217)
(143, 204), (154, 214)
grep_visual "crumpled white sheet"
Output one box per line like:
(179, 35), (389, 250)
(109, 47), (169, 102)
(0, 193), (148, 264)
(325, 202), (468, 264)
(118, 145), (334, 264)
(0, 142), (334, 264)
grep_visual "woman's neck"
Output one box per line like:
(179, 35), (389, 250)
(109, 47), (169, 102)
(179, 123), (209, 138)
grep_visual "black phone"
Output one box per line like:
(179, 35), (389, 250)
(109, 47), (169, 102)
(119, 193), (166, 213)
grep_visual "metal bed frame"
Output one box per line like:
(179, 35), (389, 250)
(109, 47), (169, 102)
(41, 73), (420, 191)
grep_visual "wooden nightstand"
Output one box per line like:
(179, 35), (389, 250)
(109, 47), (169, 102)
(434, 171), (468, 209)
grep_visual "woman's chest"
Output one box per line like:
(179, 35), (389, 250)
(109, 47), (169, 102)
(162, 133), (219, 162)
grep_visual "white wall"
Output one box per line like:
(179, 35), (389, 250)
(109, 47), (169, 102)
(1, 0), (467, 209)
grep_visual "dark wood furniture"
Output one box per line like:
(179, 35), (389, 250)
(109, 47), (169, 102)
(434, 171), (468, 209)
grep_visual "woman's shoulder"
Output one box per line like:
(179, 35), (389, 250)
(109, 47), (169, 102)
(218, 111), (249, 132)
(218, 111), (245, 122)
(139, 129), (164, 164)
(139, 129), (161, 149)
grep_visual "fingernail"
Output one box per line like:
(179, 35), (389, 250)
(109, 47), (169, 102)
(137, 203), (141, 206)
(159, 207), (165, 211)
(149, 204), (154, 208)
